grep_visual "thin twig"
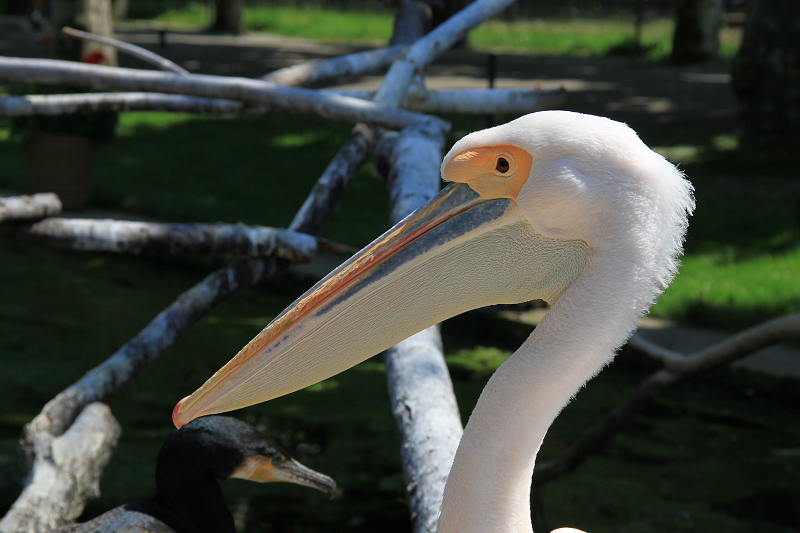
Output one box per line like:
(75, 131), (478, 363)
(627, 332), (688, 366)
(664, 312), (800, 373)
(63, 27), (189, 75)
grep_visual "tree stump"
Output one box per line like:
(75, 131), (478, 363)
(731, 0), (800, 161)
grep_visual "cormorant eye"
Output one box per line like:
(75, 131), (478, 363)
(271, 454), (283, 465)
(496, 157), (510, 174)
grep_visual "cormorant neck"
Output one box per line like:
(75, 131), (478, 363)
(154, 457), (236, 533)
(438, 252), (647, 533)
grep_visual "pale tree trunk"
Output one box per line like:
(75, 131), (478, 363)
(112, 0), (127, 21)
(211, 0), (244, 34)
(79, 0), (117, 65)
(433, 0), (470, 29)
(670, 0), (724, 63)
(731, 0), (800, 161)
(51, 0), (118, 65)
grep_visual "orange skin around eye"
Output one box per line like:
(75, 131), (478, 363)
(442, 145), (533, 201)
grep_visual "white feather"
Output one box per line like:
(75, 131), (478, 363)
(439, 111), (693, 533)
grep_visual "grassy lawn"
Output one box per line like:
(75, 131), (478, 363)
(646, 134), (800, 330)
(136, 3), (743, 59)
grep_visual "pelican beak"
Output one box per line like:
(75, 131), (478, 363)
(173, 182), (587, 428)
(232, 455), (337, 494)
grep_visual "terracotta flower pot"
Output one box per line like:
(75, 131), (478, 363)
(25, 132), (98, 210)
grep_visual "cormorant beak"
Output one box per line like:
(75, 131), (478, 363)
(172, 182), (587, 428)
(232, 455), (337, 495)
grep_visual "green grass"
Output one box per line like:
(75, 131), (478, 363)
(140, 4), (743, 59)
(149, 3), (393, 45)
(470, 17), (744, 58)
(643, 133), (800, 330)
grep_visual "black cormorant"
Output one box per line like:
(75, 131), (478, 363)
(53, 416), (336, 533)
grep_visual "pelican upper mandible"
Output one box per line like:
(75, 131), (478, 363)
(172, 111), (694, 533)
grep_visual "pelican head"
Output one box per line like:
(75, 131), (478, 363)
(173, 111), (693, 431)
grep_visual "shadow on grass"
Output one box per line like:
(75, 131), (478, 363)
(635, 128), (800, 260)
(667, 299), (800, 332)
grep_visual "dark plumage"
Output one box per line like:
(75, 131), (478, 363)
(53, 416), (336, 533)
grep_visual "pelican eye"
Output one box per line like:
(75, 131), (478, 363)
(271, 454), (283, 465)
(495, 157), (510, 174)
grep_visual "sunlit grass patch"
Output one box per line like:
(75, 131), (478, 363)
(150, 3), (392, 44)
(470, 17), (673, 57)
(654, 247), (800, 330)
(244, 6), (392, 44)
(140, 6), (743, 59)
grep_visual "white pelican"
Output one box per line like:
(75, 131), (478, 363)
(172, 111), (694, 533)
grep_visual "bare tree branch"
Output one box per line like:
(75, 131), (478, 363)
(627, 331), (690, 366)
(287, 0), (445, 240)
(0, 57), (447, 131)
(19, 257), (284, 469)
(0, 217), (322, 261)
(0, 87), (567, 117)
(379, 124), (463, 533)
(0, 193), (62, 222)
(376, 0), (517, 106)
(289, 124), (377, 235)
(0, 403), (121, 533)
(261, 45), (408, 87)
(401, 87), (567, 114)
(62, 27), (189, 75)
(533, 312), (800, 486)
(8, 83), (368, 526)
(0, 92), (247, 115)
(653, 312), (800, 374)
(331, 87), (568, 114)
(356, 3), (485, 530)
